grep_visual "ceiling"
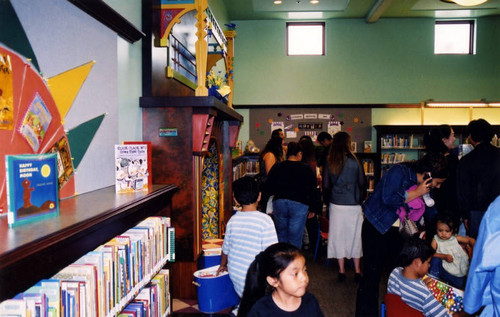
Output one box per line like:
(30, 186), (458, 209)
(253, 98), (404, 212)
(221, 0), (500, 22)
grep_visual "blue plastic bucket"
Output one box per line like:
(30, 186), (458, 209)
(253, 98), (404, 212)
(199, 254), (222, 269)
(199, 248), (222, 269)
(193, 265), (239, 313)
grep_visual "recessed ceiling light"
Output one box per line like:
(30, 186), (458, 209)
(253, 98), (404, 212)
(310, 0), (319, 3)
(273, 0), (282, 4)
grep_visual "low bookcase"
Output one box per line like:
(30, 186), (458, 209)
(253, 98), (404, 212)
(0, 184), (177, 313)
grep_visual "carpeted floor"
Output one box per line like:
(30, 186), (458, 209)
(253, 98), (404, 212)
(172, 248), (389, 317)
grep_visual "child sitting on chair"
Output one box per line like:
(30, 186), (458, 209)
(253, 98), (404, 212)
(387, 237), (466, 317)
(430, 214), (475, 289)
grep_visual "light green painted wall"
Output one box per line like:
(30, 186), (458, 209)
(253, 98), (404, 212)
(209, 0), (230, 28)
(231, 17), (500, 105)
(234, 108), (250, 146)
(107, 0), (143, 143)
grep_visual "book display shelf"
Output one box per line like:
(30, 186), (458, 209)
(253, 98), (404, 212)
(374, 125), (500, 179)
(356, 152), (378, 196)
(375, 125), (466, 179)
(232, 154), (259, 182)
(0, 184), (177, 307)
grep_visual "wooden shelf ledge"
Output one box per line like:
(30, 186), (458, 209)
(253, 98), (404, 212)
(0, 184), (177, 301)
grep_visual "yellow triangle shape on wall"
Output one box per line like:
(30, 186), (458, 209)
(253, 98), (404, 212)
(47, 61), (95, 119)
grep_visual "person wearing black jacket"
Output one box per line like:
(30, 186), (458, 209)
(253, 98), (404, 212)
(456, 118), (500, 239)
(423, 125), (460, 241)
(266, 142), (318, 249)
(317, 131), (333, 169)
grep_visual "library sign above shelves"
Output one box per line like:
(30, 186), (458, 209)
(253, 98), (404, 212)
(249, 107), (372, 150)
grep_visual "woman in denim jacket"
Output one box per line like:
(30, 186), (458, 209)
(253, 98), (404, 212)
(323, 132), (367, 282)
(355, 153), (448, 317)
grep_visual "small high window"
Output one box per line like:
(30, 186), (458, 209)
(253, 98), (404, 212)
(287, 22), (325, 56)
(434, 20), (475, 55)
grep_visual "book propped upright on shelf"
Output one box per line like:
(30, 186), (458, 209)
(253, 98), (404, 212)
(123, 141), (152, 189)
(115, 144), (149, 193)
(5, 153), (59, 227)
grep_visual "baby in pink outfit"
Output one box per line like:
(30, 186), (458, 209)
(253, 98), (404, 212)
(397, 184), (426, 222)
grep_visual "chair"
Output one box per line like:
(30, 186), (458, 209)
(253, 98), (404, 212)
(313, 216), (329, 261)
(382, 293), (424, 317)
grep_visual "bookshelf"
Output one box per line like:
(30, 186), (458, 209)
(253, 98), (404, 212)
(232, 154), (260, 182)
(373, 125), (489, 179)
(0, 184), (177, 302)
(356, 152), (378, 196)
(141, 96), (242, 299)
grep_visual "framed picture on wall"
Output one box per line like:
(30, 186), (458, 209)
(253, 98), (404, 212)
(351, 141), (357, 153)
(364, 141), (373, 153)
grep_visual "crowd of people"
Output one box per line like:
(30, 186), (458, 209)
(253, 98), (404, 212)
(218, 118), (499, 317)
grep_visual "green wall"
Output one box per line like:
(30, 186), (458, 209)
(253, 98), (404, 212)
(107, 0), (144, 144)
(231, 17), (500, 105)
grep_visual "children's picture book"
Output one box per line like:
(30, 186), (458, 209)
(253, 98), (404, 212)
(19, 92), (53, 152)
(0, 52), (14, 130)
(47, 135), (74, 189)
(123, 141), (152, 189)
(5, 153), (59, 227)
(115, 144), (149, 193)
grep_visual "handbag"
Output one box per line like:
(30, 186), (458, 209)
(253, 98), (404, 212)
(399, 205), (418, 239)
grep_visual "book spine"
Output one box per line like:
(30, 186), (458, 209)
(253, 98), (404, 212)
(5, 158), (13, 225)
(168, 227), (175, 262)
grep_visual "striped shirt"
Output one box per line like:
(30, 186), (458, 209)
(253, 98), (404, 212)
(222, 211), (278, 297)
(387, 267), (451, 317)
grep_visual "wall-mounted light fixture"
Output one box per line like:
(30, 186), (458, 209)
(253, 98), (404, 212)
(422, 99), (498, 123)
(424, 99), (499, 107)
(440, 0), (488, 6)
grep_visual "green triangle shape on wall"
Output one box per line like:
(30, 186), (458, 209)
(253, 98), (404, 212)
(0, 0), (40, 71)
(67, 114), (106, 169)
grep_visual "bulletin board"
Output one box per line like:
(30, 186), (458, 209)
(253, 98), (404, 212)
(249, 107), (372, 152)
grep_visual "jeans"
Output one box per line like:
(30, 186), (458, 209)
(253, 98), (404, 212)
(272, 199), (309, 249)
(429, 257), (466, 289)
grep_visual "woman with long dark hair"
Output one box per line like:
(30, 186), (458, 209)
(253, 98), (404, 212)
(258, 134), (285, 213)
(323, 132), (366, 282)
(424, 125), (460, 224)
(355, 153), (448, 316)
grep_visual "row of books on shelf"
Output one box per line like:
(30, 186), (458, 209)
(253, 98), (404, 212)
(233, 159), (259, 181)
(0, 216), (174, 317)
(381, 153), (406, 164)
(381, 134), (424, 149)
(367, 179), (375, 192)
(362, 160), (374, 175)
